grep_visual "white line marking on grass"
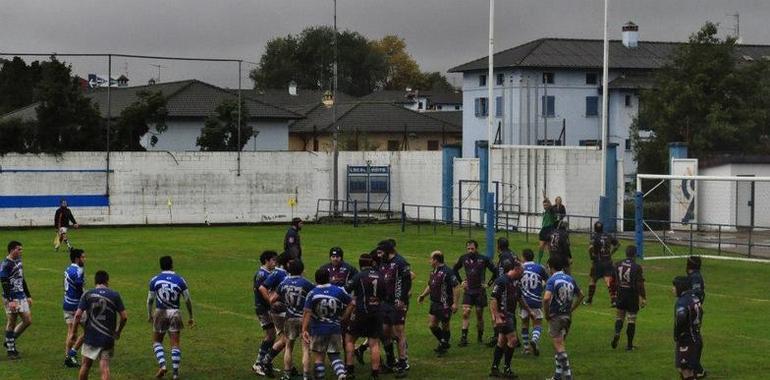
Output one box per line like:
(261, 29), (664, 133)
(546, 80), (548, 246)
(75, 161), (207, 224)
(644, 282), (770, 303)
(644, 255), (770, 264)
(736, 334), (770, 344)
(196, 302), (255, 321)
(581, 308), (614, 317)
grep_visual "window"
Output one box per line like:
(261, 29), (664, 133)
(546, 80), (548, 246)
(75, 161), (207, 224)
(387, 140), (400, 151)
(586, 73), (598, 85)
(625, 95), (632, 107)
(541, 96), (555, 117)
(454, 105), (461, 110)
(479, 74), (487, 87)
(495, 96), (503, 117)
(474, 97), (488, 117)
(427, 140), (440, 151)
(436, 105), (443, 110)
(349, 177), (367, 193)
(579, 139), (600, 146)
(585, 96), (599, 117)
(418, 101), (423, 110)
(625, 139), (631, 150)
(542, 72), (554, 84)
(496, 73), (505, 85)
(537, 139), (562, 146)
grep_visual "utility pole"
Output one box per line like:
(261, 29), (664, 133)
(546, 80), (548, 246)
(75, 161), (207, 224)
(332, 0), (339, 214)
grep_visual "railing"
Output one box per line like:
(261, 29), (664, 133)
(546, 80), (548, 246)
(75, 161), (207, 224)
(315, 198), (397, 227)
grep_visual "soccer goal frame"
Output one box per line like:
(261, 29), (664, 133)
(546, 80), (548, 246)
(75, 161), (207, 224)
(635, 173), (770, 259)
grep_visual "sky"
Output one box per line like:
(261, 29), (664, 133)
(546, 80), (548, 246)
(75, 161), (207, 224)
(2, 0), (768, 89)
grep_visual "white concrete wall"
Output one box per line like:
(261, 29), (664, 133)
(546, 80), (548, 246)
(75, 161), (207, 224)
(700, 163), (770, 228)
(0, 151), (443, 227)
(143, 119), (289, 152)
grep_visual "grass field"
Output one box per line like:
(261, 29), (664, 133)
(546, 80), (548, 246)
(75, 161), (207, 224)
(0, 223), (768, 380)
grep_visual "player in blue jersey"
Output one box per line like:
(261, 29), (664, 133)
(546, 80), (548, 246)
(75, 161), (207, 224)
(377, 239), (412, 377)
(276, 259), (315, 380)
(75, 270), (127, 380)
(254, 251), (292, 376)
(345, 253), (386, 379)
(64, 248), (87, 368)
(418, 250), (460, 356)
(585, 221), (619, 305)
(1, 241), (32, 360)
(611, 246), (646, 351)
(543, 256), (584, 380)
(147, 256), (194, 380)
(673, 276), (703, 380)
(319, 247), (359, 288)
(488, 260), (528, 379)
(303, 269), (352, 380)
(253, 250), (278, 371)
(519, 249), (549, 356)
(452, 239), (496, 346)
(685, 256), (706, 378)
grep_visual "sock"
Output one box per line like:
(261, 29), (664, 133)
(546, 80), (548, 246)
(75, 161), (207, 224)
(558, 351), (572, 380)
(258, 339), (273, 362)
(492, 346), (503, 367)
(356, 342), (369, 352)
(532, 326), (542, 344)
(442, 328), (451, 345)
(262, 348), (280, 364)
(171, 347), (181, 376)
(477, 328), (484, 342)
(314, 363), (325, 380)
(68, 348), (78, 358)
(329, 353), (345, 377)
(461, 328), (468, 339)
(346, 365), (355, 375)
(371, 368), (380, 378)
(384, 341), (395, 365)
(504, 346), (514, 368)
(627, 323), (636, 348)
(614, 319), (623, 335)
(5, 330), (15, 352)
(588, 284), (596, 302)
(153, 342), (166, 368)
(553, 353), (562, 379)
(537, 250), (544, 264)
(430, 326), (443, 342)
(521, 328), (530, 347)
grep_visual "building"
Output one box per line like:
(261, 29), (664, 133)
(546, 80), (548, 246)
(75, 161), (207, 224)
(698, 155), (770, 228)
(448, 22), (770, 181)
(360, 89), (462, 112)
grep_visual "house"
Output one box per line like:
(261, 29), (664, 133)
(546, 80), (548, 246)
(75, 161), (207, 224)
(359, 89), (463, 112)
(698, 155), (770, 228)
(448, 22), (770, 181)
(1, 79), (303, 151)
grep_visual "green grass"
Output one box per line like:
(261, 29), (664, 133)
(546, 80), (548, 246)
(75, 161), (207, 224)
(0, 223), (768, 380)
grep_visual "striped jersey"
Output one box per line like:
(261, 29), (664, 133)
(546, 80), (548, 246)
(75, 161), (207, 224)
(148, 271), (189, 310)
(63, 263), (85, 311)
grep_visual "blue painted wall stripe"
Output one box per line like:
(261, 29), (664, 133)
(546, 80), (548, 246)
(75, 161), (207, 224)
(0, 195), (109, 208)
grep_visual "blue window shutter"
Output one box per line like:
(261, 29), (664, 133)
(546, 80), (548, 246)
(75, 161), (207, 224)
(483, 98), (488, 116)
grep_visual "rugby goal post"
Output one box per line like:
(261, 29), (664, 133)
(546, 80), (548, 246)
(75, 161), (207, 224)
(635, 173), (770, 259)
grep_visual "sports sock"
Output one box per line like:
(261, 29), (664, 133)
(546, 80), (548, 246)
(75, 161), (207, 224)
(153, 342), (166, 368)
(384, 341), (395, 365)
(492, 345), (503, 367)
(614, 319), (624, 335)
(588, 284), (596, 302)
(537, 250), (544, 264)
(258, 339), (273, 362)
(67, 348), (78, 358)
(627, 323), (636, 348)
(5, 330), (15, 352)
(504, 346), (514, 367)
(314, 363), (325, 380)
(477, 328), (484, 342)
(532, 326), (542, 344)
(520, 328), (529, 347)
(558, 351), (572, 380)
(461, 328), (468, 339)
(430, 326), (443, 342)
(442, 328), (451, 345)
(553, 353), (562, 379)
(262, 348), (280, 364)
(371, 368), (380, 378)
(171, 347), (181, 376)
(329, 353), (345, 377)
(346, 365), (355, 375)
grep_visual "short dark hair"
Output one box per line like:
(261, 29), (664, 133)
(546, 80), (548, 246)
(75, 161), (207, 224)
(291, 217), (302, 227)
(502, 260), (519, 273)
(497, 237), (509, 250)
(287, 259), (304, 275)
(160, 256), (173, 271)
(94, 270), (109, 285)
(548, 256), (565, 271)
(7, 241), (21, 253)
(277, 251), (292, 267)
(329, 246), (344, 258)
(377, 240), (395, 254)
(686, 256), (701, 271)
(70, 248), (84, 263)
(260, 250), (278, 265)
(431, 251), (445, 263)
(387, 238), (397, 248)
(359, 253), (374, 269)
(522, 249), (534, 261)
(673, 276), (691, 296)
(625, 245), (637, 258)
(466, 239), (479, 249)
(594, 221), (604, 233)
(315, 268), (330, 285)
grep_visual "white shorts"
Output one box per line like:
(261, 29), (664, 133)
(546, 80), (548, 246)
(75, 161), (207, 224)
(81, 343), (113, 361)
(520, 307), (544, 320)
(3, 298), (30, 315)
(64, 310), (87, 325)
(153, 309), (183, 333)
(59, 227), (69, 234)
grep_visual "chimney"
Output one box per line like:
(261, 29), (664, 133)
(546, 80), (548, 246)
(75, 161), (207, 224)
(288, 81), (297, 96)
(622, 22), (639, 48)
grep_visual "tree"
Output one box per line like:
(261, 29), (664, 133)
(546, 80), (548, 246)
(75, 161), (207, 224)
(0, 118), (36, 154)
(0, 57), (42, 114)
(632, 22), (770, 174)
(111, 90), (168, 151)
(415, 71), (455, 92)
(374, 35), (422, 91)
(196, 99), (253, 151)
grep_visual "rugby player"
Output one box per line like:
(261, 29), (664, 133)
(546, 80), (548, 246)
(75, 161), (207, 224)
(377, 240), (411, 377)
(452, 239), (496, 347)
(1, 241), (31, 360)
(673, 276), (703, 380)
(418, 251), (460, 356)
(320, 247), (358, 288)
(543, 256), (584, 380)
(345, 253), (386, 379)
(489, 260), (528, 379)
(519, 249), (549, 356)
(276, 260), (315, 380)
(584, 221), (619, 305)
(63, 248), (86, 367)
(611, 246), (646, 351)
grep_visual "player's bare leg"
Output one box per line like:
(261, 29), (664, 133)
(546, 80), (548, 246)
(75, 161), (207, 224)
(586, 276), (597, 305)
(475, 307), (485, 343)
(14, 311), (31, 338)
(98, 356), (111, 380)
(301, 339), (311, 380)
(344, 334), (356, 370)
(459, 305), (471, 346)
(612, 309), (626, 349)
(393, 324), (408, 376)
(283, 338), (296, 380)
(520, 316), (531, 354)
(368, 337), (381, 379)
(65, 320), (81, 367)
(79, 356), (93, 380)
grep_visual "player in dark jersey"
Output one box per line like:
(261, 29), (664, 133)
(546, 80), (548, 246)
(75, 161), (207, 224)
(489, 260), (528, 379)
(548, 224), (572, 273)
(302, 269), (352, 380)
(1, 241), (31, 360)
(452, 239), (496, 346)
(345, 253), (386, 379)
(377, 240), (411, 377)
(276, 259), (315, 380)
(484, 237), (519, 347)
(54, 199), (79, 251)
(252, 250), (278, 374)
(418, 251), (460, 356)
(543, 256), (584, 380)
(320, 247), (359, 288)
(610, 246), (646, 351)
(74, 270), (127, 380)
(538, 196), (557, 264)
(584, 221), (619, 305)
(673, 276), (703, 380)
(685, 256), (706, 378)
(284, 218), (303, 259)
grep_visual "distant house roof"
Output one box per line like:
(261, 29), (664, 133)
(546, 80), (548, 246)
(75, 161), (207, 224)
(422, 111), (462, 126)
(428, 92), (462, 105)
(608, 72), (656, 90)
(359, 90), (462, 105)
(700, 154), (770, 169)
(1, 79), (303, 122)
(244, 88), (357, 115)
(290, 102), (462, 134)
(448, 38), (770, 72)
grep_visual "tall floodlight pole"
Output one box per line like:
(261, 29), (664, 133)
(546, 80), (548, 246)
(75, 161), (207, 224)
(237, 60), (242, 176)
(332, 0), (339, 214)
(106, 54), (112, 199)
(600, 0), (609, 198)
(487, 0), (495, 149)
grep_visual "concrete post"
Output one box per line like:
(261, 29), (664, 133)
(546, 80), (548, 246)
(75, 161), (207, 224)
(476, 140), (489, 222)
